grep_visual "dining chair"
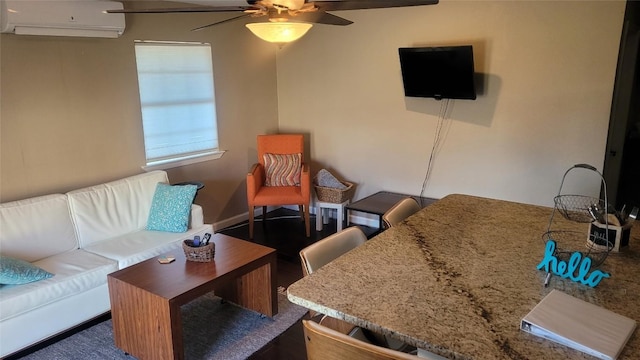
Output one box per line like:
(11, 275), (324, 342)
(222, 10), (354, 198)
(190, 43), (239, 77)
(298, 226), (367, 333)
(246, 134), (311, 239)
(298, 226), (414, 351)
(382, 197), (421, 228)
(299, 226), (367, 276)
(303, 319), (421, 360)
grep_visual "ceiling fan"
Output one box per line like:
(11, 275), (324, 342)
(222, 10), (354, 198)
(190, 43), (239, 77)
(107, 0), (439, 44)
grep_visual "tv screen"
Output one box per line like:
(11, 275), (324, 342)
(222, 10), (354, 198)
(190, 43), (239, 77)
(398, 45), (476, 100)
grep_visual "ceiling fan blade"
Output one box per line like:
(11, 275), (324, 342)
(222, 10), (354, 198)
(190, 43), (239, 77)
(106, 6), (255, 14)
(314, 0), (438, 12)
(192, 13), (254, 31)
(293, 12), (353, 26)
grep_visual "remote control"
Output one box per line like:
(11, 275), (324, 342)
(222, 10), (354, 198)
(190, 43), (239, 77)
(203, 233), (211, 245)
(193, 236), (201, 247)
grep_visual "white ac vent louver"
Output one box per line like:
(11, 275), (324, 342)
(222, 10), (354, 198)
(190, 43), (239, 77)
(0, 0), (125, 38)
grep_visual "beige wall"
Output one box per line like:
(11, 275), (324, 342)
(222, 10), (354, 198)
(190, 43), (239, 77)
(277, 0), (626, 207)
(0, 1), (627, 228)
(0, 3), (280, 226)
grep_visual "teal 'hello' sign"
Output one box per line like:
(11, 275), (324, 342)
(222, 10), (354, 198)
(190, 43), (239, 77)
(537, 240), (610, 287)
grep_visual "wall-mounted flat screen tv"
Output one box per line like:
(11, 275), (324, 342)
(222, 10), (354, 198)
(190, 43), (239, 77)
(398, 45), (476, 100)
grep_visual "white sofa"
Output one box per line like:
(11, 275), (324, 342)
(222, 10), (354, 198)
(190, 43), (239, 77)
(0, 170), (213, 357)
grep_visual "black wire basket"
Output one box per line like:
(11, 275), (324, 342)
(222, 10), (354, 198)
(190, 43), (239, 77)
(553, 195), (607, 223)
(545, 164), (611, 268)
(542, 230), (610, 267)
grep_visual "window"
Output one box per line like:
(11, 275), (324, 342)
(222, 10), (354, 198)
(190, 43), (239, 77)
(134, 41), (223, 170)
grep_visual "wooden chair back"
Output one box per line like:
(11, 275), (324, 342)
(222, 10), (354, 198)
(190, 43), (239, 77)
(382, 197), (421, 228)
(303, 319), (421, 360)
(299, 227), (367, 277)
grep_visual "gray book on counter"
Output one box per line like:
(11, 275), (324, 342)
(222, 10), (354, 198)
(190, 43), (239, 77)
(521, 289), (636, 360)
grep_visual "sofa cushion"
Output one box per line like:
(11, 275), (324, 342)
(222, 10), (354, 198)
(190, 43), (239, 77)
(0, 194), (78, 263)
(67, 171), (169, 248)
(264, 153), (302, 186)
(0, 250), (117, 322)
(0, 255), (53, 285)
(146, 183), (197, 233)
(83, 227), (209, 269)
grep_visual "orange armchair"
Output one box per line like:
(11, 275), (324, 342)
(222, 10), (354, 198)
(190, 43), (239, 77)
(247, 134), (311, 239)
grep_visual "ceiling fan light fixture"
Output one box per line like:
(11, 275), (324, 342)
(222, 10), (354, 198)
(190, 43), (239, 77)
(245, 22), (312, 45)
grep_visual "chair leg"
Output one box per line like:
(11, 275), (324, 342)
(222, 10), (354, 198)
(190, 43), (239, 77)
(262, 206), (267, 226)
(304, 205), (310, 237)
(316, 203), (323, 231)
(298, 205), (310, 237)
(249, 206), (254, 239)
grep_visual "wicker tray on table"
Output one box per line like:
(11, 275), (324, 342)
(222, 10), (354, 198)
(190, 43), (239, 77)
(314, 181), (355, 204)
(182, 240), (215, 262)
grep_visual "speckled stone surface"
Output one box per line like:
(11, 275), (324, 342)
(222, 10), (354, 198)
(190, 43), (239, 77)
(287, 194), (640, 359)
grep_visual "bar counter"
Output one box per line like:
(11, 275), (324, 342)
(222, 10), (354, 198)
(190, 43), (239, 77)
(287, 194), (640, 359)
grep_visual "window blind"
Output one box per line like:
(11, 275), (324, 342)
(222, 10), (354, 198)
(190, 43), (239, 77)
(134, 41), (218, 165)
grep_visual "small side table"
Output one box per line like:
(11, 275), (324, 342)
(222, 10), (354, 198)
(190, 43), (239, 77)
(315, 200), (350, 232)
(346, 191), (437, 230)
(173, 181), (205, 191)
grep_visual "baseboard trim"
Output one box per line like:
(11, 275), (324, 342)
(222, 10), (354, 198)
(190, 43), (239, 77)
(212, 206), (278, 232)
(213, 214), (248, 232)
(212, 205), (379, 232)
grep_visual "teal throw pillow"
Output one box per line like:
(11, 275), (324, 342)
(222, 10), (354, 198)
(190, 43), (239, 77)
(0, 255), (54, 285)
(146, 183), (198, 233)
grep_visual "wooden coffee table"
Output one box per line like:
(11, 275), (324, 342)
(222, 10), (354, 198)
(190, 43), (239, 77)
(107, 234), (277, 360)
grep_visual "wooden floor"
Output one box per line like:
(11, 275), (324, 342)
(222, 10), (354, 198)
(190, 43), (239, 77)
(218, 208), (376, 360)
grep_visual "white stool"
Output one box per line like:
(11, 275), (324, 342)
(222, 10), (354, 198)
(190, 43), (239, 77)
(315, 200), (350, 232)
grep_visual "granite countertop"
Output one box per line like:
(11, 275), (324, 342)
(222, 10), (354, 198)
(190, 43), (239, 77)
(287, 194), (640, 359)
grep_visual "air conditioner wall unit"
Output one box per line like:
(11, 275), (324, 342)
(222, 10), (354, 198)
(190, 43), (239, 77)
(0, 1), (125, 38)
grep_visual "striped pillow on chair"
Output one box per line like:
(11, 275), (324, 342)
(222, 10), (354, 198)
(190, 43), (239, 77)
(264, 153), (302, 186)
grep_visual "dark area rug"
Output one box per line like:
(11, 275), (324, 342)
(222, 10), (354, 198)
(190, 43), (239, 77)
(19, 289), (307, 360)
